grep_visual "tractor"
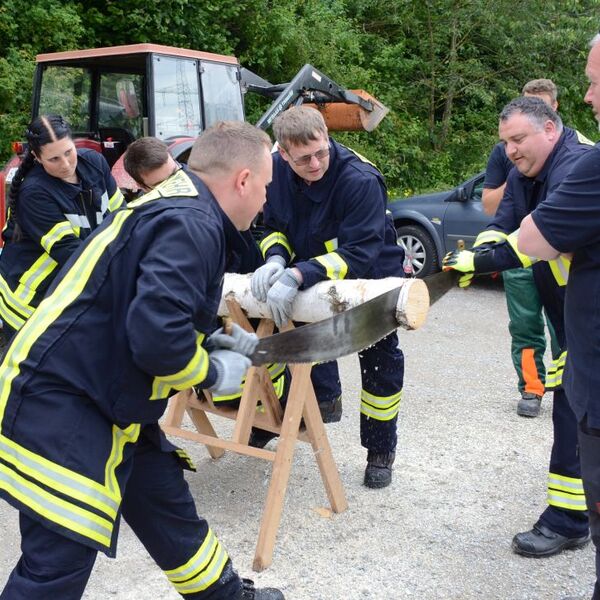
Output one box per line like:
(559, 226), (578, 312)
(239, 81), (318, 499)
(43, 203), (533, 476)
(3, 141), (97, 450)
(0, 43), (388, 233)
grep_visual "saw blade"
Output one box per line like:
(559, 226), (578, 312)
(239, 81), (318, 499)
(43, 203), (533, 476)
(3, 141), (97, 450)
(423, 270), (458, 306)
(250, 287), (401, 365)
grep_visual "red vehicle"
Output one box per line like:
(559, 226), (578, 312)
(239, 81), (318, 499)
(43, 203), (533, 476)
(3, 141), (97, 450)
(0, 43), (388, 235)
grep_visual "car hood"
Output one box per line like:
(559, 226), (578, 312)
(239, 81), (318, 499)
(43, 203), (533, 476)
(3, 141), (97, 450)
(393, 189), (454, 205)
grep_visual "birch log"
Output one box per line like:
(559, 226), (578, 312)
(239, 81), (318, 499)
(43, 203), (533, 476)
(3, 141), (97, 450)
(219, 274), (429, 330)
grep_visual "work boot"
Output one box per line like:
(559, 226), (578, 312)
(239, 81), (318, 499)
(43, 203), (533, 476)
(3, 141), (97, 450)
(248, 428), (278, 449)
(364, 450), (395, 489)
(319, 395), (343, 423)
(511, 523), (590, 557)
(240, 578), (285, 599)
(517, 392), (542, 417)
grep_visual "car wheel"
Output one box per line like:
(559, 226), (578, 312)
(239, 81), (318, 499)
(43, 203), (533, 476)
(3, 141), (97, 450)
(396, 224), (438, 278)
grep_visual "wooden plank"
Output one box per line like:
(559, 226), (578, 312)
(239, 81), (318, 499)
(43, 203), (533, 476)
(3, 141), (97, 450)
(253, 362), (310, 571)
(186, 407), (225, 459)
(162, 425), (276, 461)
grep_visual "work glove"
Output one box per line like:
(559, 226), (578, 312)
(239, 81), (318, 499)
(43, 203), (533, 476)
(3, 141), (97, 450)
(251, 255), (287, 302)
(266, 268), (301, 328)
(207, 322), (258, 357)
(442, 249), (476, 288)
(206, 349), (252, 397)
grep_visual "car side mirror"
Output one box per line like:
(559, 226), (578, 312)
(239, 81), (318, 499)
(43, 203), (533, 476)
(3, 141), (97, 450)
(455, 186), (468, 202)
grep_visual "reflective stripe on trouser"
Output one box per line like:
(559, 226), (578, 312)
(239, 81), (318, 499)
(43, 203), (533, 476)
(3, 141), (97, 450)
(212, 363), (287, 406)
(577, 422), (600, 600)
(358, 332), (404, 453)
(502, 268), (547, 396)
(0, 436), (240, 600)
(536, 389), (589, 538)
(120, 436), (240, 599)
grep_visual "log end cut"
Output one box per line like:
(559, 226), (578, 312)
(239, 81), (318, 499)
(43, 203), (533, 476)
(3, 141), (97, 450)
(396, 278), (429, 330)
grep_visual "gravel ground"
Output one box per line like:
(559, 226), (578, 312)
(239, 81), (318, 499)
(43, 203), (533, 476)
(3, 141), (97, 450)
(0, 278), (596, 599)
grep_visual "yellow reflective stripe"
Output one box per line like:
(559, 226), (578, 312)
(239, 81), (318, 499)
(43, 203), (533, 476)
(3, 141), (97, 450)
(150, 332), (209, 400)
(40, 221), (77, 253)
(0, 209), (132, 425)
(104, 424), (141, 500)
(175, 449), (196, 471)
(14, 254), (58, 304)
(344, 145), (377, 167)
(259, 231), (292, 258)
(360, 389), (402, 421)
(0, 274), (35, 320)
(314, 251), (348, 280)
(324, 238), (338, 252)
(0, 461), (113, 548)
(548, 256), (570, 286)
(273, 373), (285, 399)
(212, 363), (286, 403)
(548, 473), (586, 510)
(507, 230), (539, 268)
(545, 351), (567, 390)
(165, 528), (229, 594)
(576, 130), (595, 146)
(0, 296), (27, 330)
(474, 229), (508, 247)
(109, 188), (125, 211)
(129, 170), (198, 208)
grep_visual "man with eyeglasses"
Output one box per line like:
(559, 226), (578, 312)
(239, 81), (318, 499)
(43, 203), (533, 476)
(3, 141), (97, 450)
(250, 106), (406, 489)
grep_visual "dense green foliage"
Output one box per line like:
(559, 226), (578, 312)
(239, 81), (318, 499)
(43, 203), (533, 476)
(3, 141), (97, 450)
(0, 0), (598, 195)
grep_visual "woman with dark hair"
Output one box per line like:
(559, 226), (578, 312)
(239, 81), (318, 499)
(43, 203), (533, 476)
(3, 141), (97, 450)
(0, 114), (124, 340)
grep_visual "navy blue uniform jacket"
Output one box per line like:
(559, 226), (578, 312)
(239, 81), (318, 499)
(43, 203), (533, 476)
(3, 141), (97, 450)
(260, 139), (404, 288)
(0, 169), (240, 555)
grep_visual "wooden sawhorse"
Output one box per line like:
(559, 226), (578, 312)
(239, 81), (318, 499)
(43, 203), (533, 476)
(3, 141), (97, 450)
(161, 302), (348, 571)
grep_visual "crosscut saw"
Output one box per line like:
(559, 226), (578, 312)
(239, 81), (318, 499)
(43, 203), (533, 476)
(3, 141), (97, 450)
(249, 270), (456, 365)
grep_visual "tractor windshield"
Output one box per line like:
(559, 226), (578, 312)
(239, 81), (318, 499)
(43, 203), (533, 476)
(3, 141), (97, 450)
(37, 65), (144, 140)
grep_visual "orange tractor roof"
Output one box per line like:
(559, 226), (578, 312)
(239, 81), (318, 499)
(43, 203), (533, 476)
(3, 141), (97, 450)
(36, 43), (239, 66)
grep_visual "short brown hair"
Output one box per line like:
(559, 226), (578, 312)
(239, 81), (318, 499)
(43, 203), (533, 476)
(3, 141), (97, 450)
(272, 106), (327, 148)
(123, 137), (170, 184)
(188, 121), (272, 174)
(521, 79), (558, 103)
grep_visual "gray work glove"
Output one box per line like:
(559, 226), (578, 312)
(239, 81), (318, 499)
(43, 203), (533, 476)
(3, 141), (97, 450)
(207, 322), (258, 357)
(266, 268), (301, 328)
(207, 349), (252, 396)
(251, 255), (287, 302)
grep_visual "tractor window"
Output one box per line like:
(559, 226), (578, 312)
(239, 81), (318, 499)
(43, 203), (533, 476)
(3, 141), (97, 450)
(201, 62), (244, 126)
(153, 56), (202, 140)
(38, 67), (91, 132)
(98, 73), (144, 139)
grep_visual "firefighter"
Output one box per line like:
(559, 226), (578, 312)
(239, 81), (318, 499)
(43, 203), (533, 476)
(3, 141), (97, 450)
(443, 96), (592, 557)
(0, 114), (125, 342)
(250, 106), (405, 489)
(519, 33), (600, 598)
(123, 136), (291, 412)
(0, 122), (284, 600)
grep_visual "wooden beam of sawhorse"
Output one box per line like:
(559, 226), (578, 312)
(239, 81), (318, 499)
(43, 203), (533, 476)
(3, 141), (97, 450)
(161, 299), (348, 571)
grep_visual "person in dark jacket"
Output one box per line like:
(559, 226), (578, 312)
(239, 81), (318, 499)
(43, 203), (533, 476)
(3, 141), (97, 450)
(0, 121), (284, 600)
(0, 114), (124, 341)
(444, 96), (592, 559)
(250, 106), (405, 489)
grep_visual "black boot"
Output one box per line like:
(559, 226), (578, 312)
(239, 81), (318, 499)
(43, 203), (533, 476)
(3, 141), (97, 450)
(364, 450), (395, 488)
(240, 578), (285, 599)
(511, 523), (590, 557)
(319, 395), (343, 423)
(248, 428), (279, 449)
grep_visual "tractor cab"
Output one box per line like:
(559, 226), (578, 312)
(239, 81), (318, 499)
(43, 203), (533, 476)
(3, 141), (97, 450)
(31, 44), (244, 173)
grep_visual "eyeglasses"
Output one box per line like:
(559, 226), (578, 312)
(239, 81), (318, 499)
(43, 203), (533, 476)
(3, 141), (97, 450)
(142, 161), (182, 190)
(285, 145), (330, 167)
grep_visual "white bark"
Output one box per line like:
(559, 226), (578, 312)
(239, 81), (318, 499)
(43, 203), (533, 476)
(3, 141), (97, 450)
(219, 274), (429, 330)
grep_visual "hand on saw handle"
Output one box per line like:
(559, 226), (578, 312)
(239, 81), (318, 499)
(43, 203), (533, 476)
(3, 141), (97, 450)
(251, 255), (287, 302)
(266, 268), (301, 328)
(442, 249), (475, 288)
(207, 322), (258, 357)
(205, 349), (252, 396)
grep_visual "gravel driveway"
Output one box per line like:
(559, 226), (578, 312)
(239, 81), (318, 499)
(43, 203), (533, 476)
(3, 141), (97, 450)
(0, 278), (595, 599)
